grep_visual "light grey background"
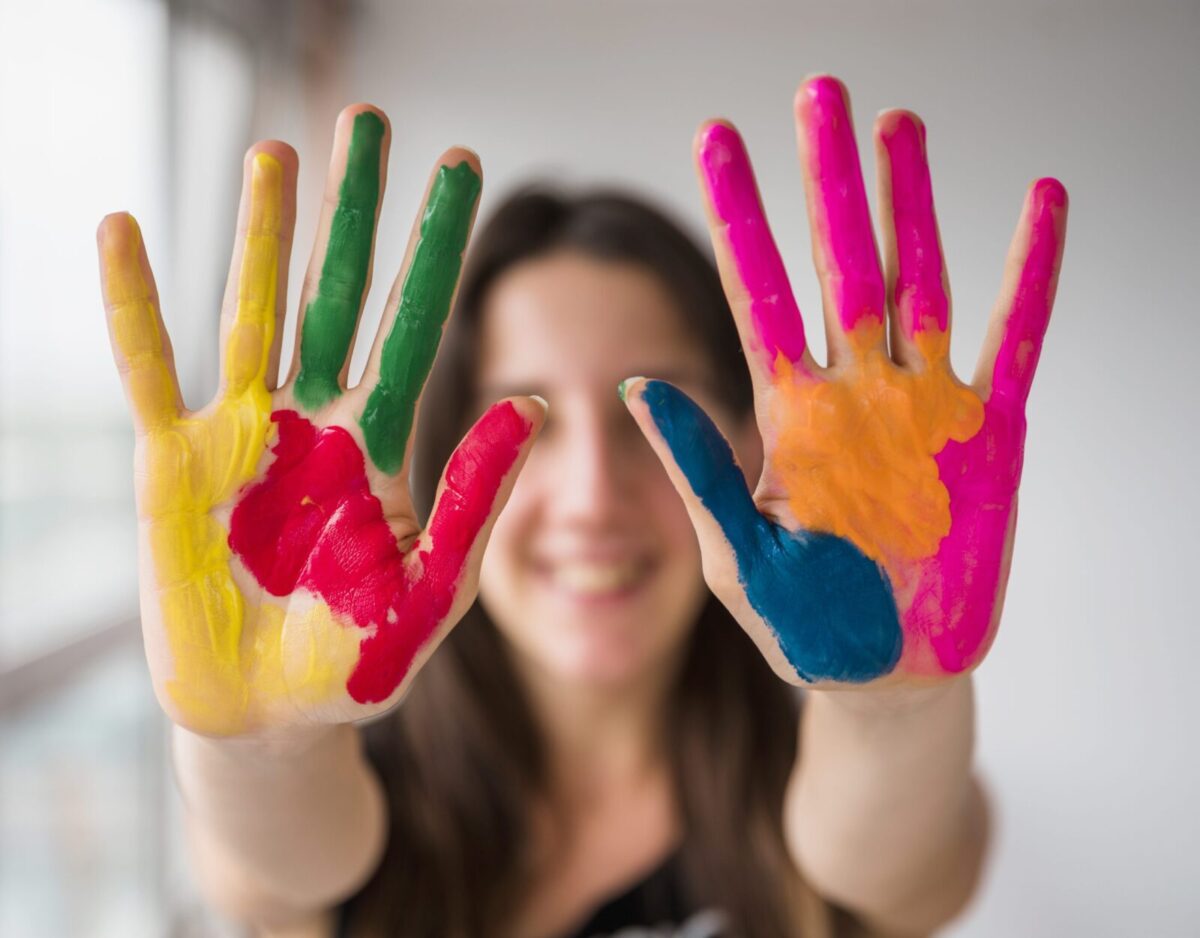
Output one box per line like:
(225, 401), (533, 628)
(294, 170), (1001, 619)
(2, 0), (1197, 935)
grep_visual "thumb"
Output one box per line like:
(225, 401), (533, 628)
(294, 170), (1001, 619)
(621, 377), (903, 686)
(345, 396), (544, 707)
(422, 395), (546, 603)
(620, 377), (767, 591)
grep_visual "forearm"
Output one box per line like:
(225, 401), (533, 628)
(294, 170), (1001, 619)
(784, 675), (989, 935)
(173, 724), (387, 926)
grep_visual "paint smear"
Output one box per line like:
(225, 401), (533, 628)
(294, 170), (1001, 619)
(770, 348), (983, 568)
(904, 177), (1066, 673)
(230, 400), (533, 703)
(640, 379), (902, 682)
(359, 161), (481, 475)
(294, 111), (386, 411)
(106, 154), (299, 734)
(878, 110), (950, 360)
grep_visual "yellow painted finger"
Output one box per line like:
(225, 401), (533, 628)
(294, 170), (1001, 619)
(223, 152), (284, 400)
(98, 214), (180, 432)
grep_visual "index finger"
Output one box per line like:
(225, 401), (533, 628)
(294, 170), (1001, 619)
(694, 120), (815, 385)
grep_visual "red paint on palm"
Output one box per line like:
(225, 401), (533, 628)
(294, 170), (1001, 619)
(229, 402), (531, 703)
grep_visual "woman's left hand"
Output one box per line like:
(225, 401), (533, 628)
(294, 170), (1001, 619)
(622, 75), (1068, 689)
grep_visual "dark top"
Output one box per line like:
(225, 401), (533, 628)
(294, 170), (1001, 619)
(335, 847), (729, 938)
(555, 847), (727, 938)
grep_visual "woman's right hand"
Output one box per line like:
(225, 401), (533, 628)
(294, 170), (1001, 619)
(98, 105), (544, 738)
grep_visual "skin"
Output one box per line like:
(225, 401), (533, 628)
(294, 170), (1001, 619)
(622, 75), (1068, 692)
(617, 73), (1067, 931)
(98, 105), (546, 737)
(103, 77), (1066, 934)
(474, 251), (765, 935)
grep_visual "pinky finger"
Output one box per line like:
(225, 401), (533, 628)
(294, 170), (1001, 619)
(97, 213), (182, 432)
(974, 178), (1068, 407)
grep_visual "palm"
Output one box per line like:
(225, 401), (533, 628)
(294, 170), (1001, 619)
(626, 77), (1067, 689)
(102, 109), (540, 736)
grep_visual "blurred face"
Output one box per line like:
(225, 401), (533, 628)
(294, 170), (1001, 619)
(475, 251), (752, 689)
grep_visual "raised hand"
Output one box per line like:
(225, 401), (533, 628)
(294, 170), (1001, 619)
(99, 107), (544, 736)
(622, 76), (1067, 688)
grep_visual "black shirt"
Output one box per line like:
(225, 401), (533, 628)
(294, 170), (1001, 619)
(555, 847), (727, 938)
(335, 847), (728, 938)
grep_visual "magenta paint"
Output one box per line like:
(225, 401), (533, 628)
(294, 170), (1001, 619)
(989, 178), (1068, 406)
(904, 177), (1066, 672)
(879, 111), (949, 337)
(697, 122), (808, 370)
(796, 76), (885, 335)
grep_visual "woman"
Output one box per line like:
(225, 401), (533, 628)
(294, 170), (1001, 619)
(96, 75), (1067, 936)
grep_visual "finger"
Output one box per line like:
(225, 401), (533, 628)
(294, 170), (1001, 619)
(620, 377), (901, 685)
(290, 106), (389, 411)
(97, 213), (182, 432)
(345, 395), (545, 705)
(218, 143), (296, 401)
(620, 376), (765, 572)
(794, 75), (887, 364)
(357, 149), (482, 476)
(875, 109), (952, 371)
(973, 177), (1068, 407)
(693, 121), (816, 384)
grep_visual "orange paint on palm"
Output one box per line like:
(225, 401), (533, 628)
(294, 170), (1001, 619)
(768, 322), (982, 572)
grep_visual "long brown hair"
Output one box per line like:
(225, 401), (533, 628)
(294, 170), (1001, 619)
(345, 188), (807, 937)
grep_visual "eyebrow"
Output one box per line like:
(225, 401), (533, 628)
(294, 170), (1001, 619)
(477, 368), (717, 403)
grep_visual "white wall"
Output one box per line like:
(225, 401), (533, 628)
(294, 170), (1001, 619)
(287, 1), (1197, 934)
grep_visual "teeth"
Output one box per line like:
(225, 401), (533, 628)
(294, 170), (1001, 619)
(551, 560), (643, 594)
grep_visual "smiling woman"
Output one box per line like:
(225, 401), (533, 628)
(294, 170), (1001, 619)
(349, 185), (813, 938)
(91, 59), (1066, 935)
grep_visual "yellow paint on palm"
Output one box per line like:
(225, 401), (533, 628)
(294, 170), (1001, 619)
(243, 600), (364, 713)
(106, 155), (358, 734)
(769, 325), (982, 570)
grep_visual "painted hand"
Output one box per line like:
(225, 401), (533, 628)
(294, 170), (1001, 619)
(623, 76), (1067, 688)
(98, 107), (544, 735)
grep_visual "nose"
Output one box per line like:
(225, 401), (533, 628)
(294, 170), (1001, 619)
(545, 404), (635, 528)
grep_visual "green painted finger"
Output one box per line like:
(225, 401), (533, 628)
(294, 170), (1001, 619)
(293, 111), (385, 411)
(359, 161), (481, 475)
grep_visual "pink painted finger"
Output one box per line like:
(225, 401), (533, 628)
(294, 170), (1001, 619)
(695, 121), (810, 377)
(977, 177), (1068, 407)
(795, 75), (886, 359)
(875, 109), (952, 369)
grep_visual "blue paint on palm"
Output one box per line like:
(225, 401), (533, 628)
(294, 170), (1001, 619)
(641, 380), (902, 682)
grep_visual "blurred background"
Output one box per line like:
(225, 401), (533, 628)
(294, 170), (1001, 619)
(2, 0), (1197, 934)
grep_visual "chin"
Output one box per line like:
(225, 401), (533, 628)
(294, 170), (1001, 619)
(539, 624), (678, 689)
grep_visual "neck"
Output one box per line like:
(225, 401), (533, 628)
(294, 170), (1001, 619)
(514, 646), (686, 808)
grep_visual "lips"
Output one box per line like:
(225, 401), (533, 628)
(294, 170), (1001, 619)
(528, 554), (657, 604)
(549, 559), (645, 593)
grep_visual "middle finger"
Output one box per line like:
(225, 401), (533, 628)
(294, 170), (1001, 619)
(794, 75), (887, 366)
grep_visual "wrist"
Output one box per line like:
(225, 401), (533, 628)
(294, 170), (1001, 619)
(808, 673), (973, 721)
(172, 722), (351, 776)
